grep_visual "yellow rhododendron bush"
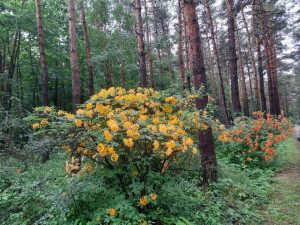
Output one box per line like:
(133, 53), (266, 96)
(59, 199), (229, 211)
(216, 112), (293, 167)
(31, 87), (209, 215)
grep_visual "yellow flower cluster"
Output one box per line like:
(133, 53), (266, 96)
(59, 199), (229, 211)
(40, 87), (206, 176)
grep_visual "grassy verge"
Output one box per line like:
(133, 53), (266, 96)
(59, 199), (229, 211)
(264, 138), (300, 225)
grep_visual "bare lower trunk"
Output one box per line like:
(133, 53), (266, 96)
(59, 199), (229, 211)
(226, 0), (242, 114)
(162, 22), (172, 78)
(205, 0), (229, 127)
(252, 0), (267, 112)
(236, 24), (249, 117)
(80, 8), (94, 96)
(35, 0), (49, 106)
(257, 0), (275, 114)
(183, 0), (217, 185)
(239, 0), (259, 109)
(67, 0), (81, 113)
(144, 0), (154, 88)
(150, 0), (163, 77)
(135, 0), (148, 88)
(178, 0), (186, 97)
(204, 20), (216, 100)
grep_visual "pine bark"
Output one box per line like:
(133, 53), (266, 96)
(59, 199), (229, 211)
(257, 0), (275, 114)
(178, 0), (186, 97)
(144, 0), (155, 88)
(135, 0), (148, 88)
(204, 20), (216, 100)
(226, 0), (242, 114)
(80, 8), (94, 96)
(239, 0), (259, 109)
(265, 6), (280, 115)
(236, 23), (249, 117)
(150, 0), (163, 77)
(162, 21), (172, 78)
(251, 0), (267, 112)
(205, 0), (230, 127)
(183, 0), (217, 185)
(67, 0), (81, 113)
(35, 0), (49, 106)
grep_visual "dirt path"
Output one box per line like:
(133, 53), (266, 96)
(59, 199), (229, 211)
(274, 125), (300, 180)
(264, 126), (300, 225)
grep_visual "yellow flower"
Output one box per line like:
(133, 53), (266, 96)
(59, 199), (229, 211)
(139, 196), (148, 206)
(163, 105), (172, 113)
(165, 140), (176, 148)
(32, 123), (39, 130)
(86, 102), (93, 109)
(165, 96), (177, 104)
(153, 140), (159, 150)
(58, 110), (65, 116)
(104, 130), (113, 141)
(96, 217), (100, 221)
(192, 147), (197, 154)
(86, 110), (94, 118)
(107, 208), (116, 216)
(126, 129), (140, 140)
(91, 185), (95, 189)
(219, 125), (225, 130)
(40, 119), (48, 125)
(132, 170), (138, 176)
(43, 106), (52, 113)
(111, 153), (119, 162)
(123, 121), (132, 129)
(65, 113), (74, 120)
(74, 119), (83, 127)
(150, 193), (157, 201)
(166, 148), (173, 156)
(182, 137), (193, 146)
(159, 124), (168, 133)
(138, 115), (149, 121)
(203, 110), (208, 115)
(76, 109), (85, 115)
(123, 138), (134, 147)
(107, 119), (120, 132)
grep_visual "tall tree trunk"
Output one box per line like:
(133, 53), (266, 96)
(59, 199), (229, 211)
(183, 0), (217, 185)
(35, 0), (49, 106)
(67, 0), (81, 113)
(245, 55), (254, 100)
(144, 0), (154, 88)
(204, 20), (216, 100)
(252, 0), (267, 112)
(205, 0), (230, 127)
(239, 0), (259, 109)
(162, 21), (172, 78)
(265, 6), (280, 115)
(150, 0), (163, 77)
(226, 0), (242, 114)
(135, 0), (148, 88)
(257, 0), (275, 114)
(183, 12), (190, 72)
(54, 75), (58, 106)
(178, 0), (186, 97)
(236, 23), (249, 117)
(80, 8), (94, 96)
(6, 30), (19, 108)
(29, 47), (37, 107)
(104, 63), (112, 87)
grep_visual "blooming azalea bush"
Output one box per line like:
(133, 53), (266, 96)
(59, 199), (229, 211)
(30, 87), (210, 223)
(217, 112), (293, 167)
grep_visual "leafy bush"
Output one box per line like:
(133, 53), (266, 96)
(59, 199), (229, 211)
(216, 112), (293, 167)
(29, 87), (210, 224)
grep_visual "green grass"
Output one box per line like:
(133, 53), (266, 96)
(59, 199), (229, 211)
(264, 138), (300, 225)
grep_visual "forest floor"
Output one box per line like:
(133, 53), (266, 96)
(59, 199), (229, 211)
(264, 126), (300, 224)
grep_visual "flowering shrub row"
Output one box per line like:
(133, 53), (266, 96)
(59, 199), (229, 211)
(217, 112), (293, 166)
(31, 87), (209, 222)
